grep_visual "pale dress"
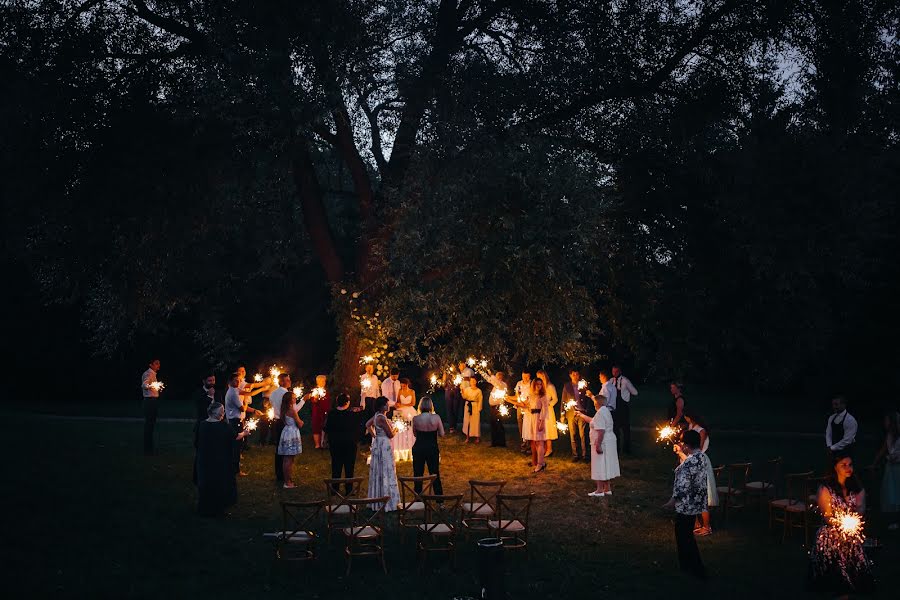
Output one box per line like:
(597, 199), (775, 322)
(461, 386), (483, 437)
(589, 406), (620, 481)
(522, 392), (549, 441)
(391, 391), (416, 462)
(544, 383), (559, 440)
(278, 415), (302, 456)
(690, 424), (718, 506)
(367, 415), (400, 512)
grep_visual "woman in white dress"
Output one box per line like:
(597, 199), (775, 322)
(576, 393), (620, 496)
(678, 410), (718, 535)
(461, 375), (482, 443)
(391, 378), (417, 462)
(527, 378), (550, 473)
(365, 397), (400, 511)
(278, 391), (304, 489)
(536, 370), (558, 457)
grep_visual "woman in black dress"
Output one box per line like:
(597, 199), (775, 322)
(411, 396), (445, 495)
(196, 402), (249, 517)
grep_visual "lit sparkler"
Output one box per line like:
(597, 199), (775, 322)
(360, 355), (375, 364)
(292, 386), (304, 398)
(832, 507), (865, 542)
(466, 357), (476, 367)
(656, 424), (678, 445)
(253, 373), (264, 383)
(453, 374), (463, 386)
(479, 359), (488, 369)
(269, 365), (282, 382)
(245, 418), (259, 431)
(498, 403), (510, 417)
(266, 407), (275, 420)
(311, 387), (326, 399)
(149, 381), (165, 392)
(556, 421), (569, 433)
(430, 374), (438, 386)
(360, 376), (372, 392)
(577, 379), (587, 391)
(564, 399), (577, 412)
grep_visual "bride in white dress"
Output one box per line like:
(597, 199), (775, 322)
(390, 378), (417, 462)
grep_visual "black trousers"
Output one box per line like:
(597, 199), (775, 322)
(412, 445), (444, 495)
(228, 418), (243, 474)
(675, 513), (707, 579)
(329, 442), (358, 494)
(446, 392), (462, 430)
(272, 418), (285, 481)
(143, 397), (158, 453)
(616, 401), (631, 453)
(490, 409), (507, 447)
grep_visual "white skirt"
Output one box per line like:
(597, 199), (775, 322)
(590, 430), (620, 481)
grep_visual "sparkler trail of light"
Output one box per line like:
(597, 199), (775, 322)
(656, 424), (679, 445)
(311, 387), (326, 398)
(245, 418), (259, 431)
(253, 373), (264, 383)
(577, 379), (587, 390)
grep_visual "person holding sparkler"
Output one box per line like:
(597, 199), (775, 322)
(486, 371), (510, 447)
(277, 388), (305, 489)
(196, 402), (250, 517)
(224, 373), (253, 476)
(360, 362), (381, 432)
(562, 370), (589, 462)
(536, 370), (558, 458)
(461, 375), (483, 443)
(324, 393), (364, 495)
(391, 378), (417, 461)
(305, 374), (331, 450)
(270, 372), (291, 482)
(662, 429), (707, 580)
(808, 453), (874, 594)
(140, 358), (161, 455)
(524, 378), (550, 473)
(576, 391), (619, 495)
(672, 410), (718, 537)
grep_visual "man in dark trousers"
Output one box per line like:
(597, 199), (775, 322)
(663, 429), (709, 580)
(140, 358), (161, 455)
(270, 372), (290, 482)
(192, 372), (219, 483)
(324, 392), (365, 495)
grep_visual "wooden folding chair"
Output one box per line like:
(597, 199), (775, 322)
(803, 475), (827, 547)
(768, 470), (814, 543)
(324, 477), (363, 543)
(746, 457), (782, 509)
(716, 462), (751, 524)
(416, 494), (463, 571)
(462, 479), (505, 540)
(275, 500), (323, 561)
(342, 496), (389, 575)
(488, 493), (534, 553)
(397, 474), (437, 542)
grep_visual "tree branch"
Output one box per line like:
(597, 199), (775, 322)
(360, 97), (388, 174)
(128, 0), (205, 46)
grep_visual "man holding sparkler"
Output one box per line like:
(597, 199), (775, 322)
(381, 367), (401, 414)
(611, 365), (638, 454)
(360, 362), (380, 430)
(140, 358), (161, 455)
(270, 373), (291, 482)
(562, 370), (589, 462)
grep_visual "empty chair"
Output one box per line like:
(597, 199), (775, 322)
(324, 477), (363, 542)
(342, 496), (389, 575)
(275, 500), (323, 561)
(769, 470), (814, 543)
(746, 457), (782, 508)
(416, 494), (463, 570)
(462, 480), (506, 540)
(716, 462), (752, 524)
(397, 474), (437, 542)
(488, 493), (534, 553)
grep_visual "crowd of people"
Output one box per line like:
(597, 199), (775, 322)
(140, 358), (900, 591)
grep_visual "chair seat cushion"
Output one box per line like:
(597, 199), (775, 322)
(343, 525), (381, 538)
(279, 530), (314, 543)
(716, 487), (743, 495)
(488, 519), (525, 532)
(400, 501), (425, 512)
(785, 503), (807, 513)
(745, 481), (773, 491)
(770, 498), (801, 508)
(418, 523), (453, 534)
(462, 503), (494, 516)
(326, 504), (353, 514)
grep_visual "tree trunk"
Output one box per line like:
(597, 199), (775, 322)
(331, 308), (362, 395)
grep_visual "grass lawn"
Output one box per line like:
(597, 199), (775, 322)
(13, 414), (898, 598)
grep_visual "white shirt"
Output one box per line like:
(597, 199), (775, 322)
(271, 386), (288, 419)
(515, 380), (532, 414)
(225, 387), (244, 420)
(615, 375), (638, 403)
(600, 379), (618, 411)
(381, 377), (401, 406)
(141, 368), (158, 398)
(825, 410), (858, 451)
(360, 374), (380, 402)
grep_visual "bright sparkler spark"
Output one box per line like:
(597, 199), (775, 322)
(430, 374), (438, 386)
(656, 424), (678, 444)
(577, 379), (587, 390)
(253, 373), (264, 383)
(292, 386), (304, 398)
(311, 387), (326, 398)
(360, 355), (375, 364)
(269, 365), (282, 382)
(453, 374), (463, 386)
(266, 408), (275, 420)
(564, 400), (577, 411)
(393, 418), (408, 433)
(833, 508), (864, 541)
(498, 403), (510, 417)
(360, 376), (372, 391)
(466, 357), (476, 367)
(479, 359), (488, 369)
(245, 418), (259, 431)
(556, 421), (569, 433)
(149, 381), (165, 392)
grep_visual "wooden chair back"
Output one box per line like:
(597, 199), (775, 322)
(491, 493), (534, 550)
(463, 479), (506, 538)
(342, 496), (389, 575)
(276, 500), (323, 561)
(323, 477), (363, 541)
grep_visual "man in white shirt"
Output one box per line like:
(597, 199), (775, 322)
(825, 396), (858, 457)
(514, 371), (532, 453)
(270, 373), (291, 482)
(224, 373), (248, 476)
(140, 358), (161, 455)
(612, 365), (639, 454)
(381, 368), (401, 412)
(360, 363), (380, 408)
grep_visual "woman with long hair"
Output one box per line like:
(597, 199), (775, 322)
(278, 390), (304, 489)
(411, 396), (445, 495)
(366, 396), (400, 511)
(536, 370), (558, 458)
(526, 378), (549, 473)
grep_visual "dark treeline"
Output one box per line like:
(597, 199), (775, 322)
(2, 1), (898, 404)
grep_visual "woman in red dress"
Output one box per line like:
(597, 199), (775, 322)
(309, 374), (331, 449)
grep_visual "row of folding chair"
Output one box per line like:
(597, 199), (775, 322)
(273, 476), (534, 574)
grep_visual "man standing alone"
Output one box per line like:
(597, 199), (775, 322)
(611, 365), (638, 454)
(141, 358), (161, 455)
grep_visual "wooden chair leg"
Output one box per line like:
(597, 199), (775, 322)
(380, 547), (388, 574)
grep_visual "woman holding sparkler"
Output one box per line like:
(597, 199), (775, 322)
(486, 371), (509, 447)
(524, 378), (550, 473)
(391, 378), (417, 461)
(366, 396), (400, 511)
(277, 390), (304, 489)
(576, 392), (620, 496)
(306, 374), (331, 450)
(872, 409), (900, 530)
(674, 410), (718, 536)
(809, 453), (874, 595)
(536, 370), (559, 458)
(196, 402), (249, 517)
(461, 376), (483, 443)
